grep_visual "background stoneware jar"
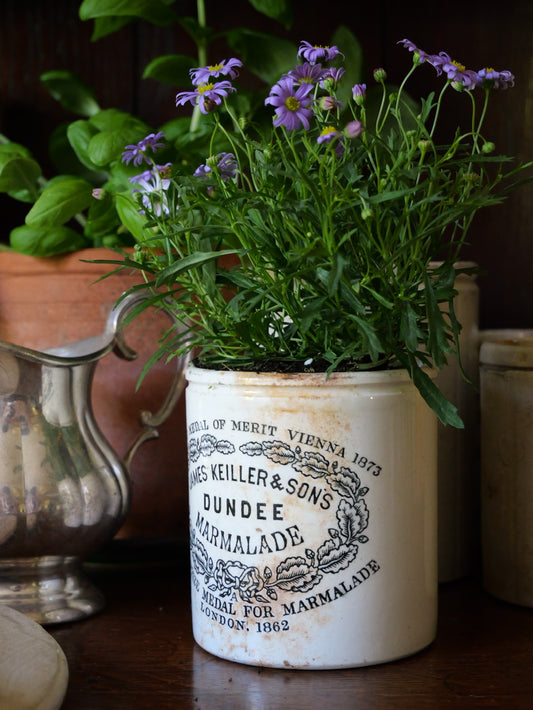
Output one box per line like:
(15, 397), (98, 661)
(479, 330), (533, 607)
(433, 264), (480, 582)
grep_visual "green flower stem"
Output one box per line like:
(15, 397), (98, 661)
(429, 81), (450, 138)
(190, 0), (208, 134)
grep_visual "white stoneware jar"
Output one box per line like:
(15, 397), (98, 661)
(480, 330), (533, 607)
(185, 364), (438, 669)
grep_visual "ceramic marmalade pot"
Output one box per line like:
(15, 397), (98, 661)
(185, 364), (438, 669)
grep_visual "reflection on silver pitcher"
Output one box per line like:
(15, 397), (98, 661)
(0, 293), (187, 624)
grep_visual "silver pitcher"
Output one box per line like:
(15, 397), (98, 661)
(0, 292), (187, 624)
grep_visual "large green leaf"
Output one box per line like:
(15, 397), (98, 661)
(79, 0), (177, 25)
(115, 193), (148, 242)
(226, 29), (296, 85)
(0, 142), (33, 160)
(25, 177), (93, 228)
(331, 25), (364, 108)
(83, 110), (150, 166)
(84, 191), (120, 239)
(247, 0), (293, 29)
(0, 157), (41, 195)
(10, 224), (87, 256)
(67, 119), (117, 173)
(89, 15), (133, 40)
(40, 71), (100, 117)
(143, 54), (197, 86)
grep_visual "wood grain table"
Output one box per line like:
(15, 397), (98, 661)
(50, 542), (533, 710)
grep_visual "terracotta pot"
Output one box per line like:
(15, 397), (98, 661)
(0, 249), (188, 544)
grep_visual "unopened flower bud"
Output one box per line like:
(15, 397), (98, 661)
(482, 141), (496, 154)
(463, 172), (481, 184)
(321, 77), (335, 93)
(320, 95), (341, 111)
(352, 83), (367, 105)
(92, 188), (104, 200)
(361, 207), (374, 221)
(345, 120), (365, 138)
(373, 67), (387, 82)
(418, 139), (432, 155)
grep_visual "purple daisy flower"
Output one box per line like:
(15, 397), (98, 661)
(194, 152), (238, 181)
(287, 61), (326, 85)
(398, 39), (431, 64)
(436, 53), (479, 90)
(297, 41), (343, 65)
(265, 77), (314, 131)
(176, 80), (236, 115)
(320, 66), (345, 89)
(189, 58), (243, 85)
(477, 67), (515, 90)
(317, 126), (340, 144)
(122, 131), (166, 166)
(129, 163), (172, 217)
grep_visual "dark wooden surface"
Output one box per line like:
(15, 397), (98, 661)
(50, 545), (533, 710)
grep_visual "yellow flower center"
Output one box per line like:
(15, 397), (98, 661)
(198, 82), (214, 94)
(451, 60), (466, 72)
(208, 62), (225, 72)
(320, 126), (338, 137)
(285, 96), (301, 112)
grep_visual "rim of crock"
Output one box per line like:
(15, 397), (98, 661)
(480, 329), (533, 369)
(186, 363), (435, 387)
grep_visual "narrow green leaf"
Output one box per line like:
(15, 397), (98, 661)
(400, 302), (423, 352)
(397, 352), (463, 428)
(155, 250), (239, 287)
(25, 177), (93, 228)
(350, 315), (382, 361)
(363, 284), (394, 309)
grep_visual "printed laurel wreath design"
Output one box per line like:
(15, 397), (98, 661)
(189, 433), (235, 462)
(190, 437), (370, 603)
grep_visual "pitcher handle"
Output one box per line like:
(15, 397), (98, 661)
(104, 291), (189, 469)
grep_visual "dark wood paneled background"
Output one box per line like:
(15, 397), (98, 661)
(1, 0), (532, 329)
